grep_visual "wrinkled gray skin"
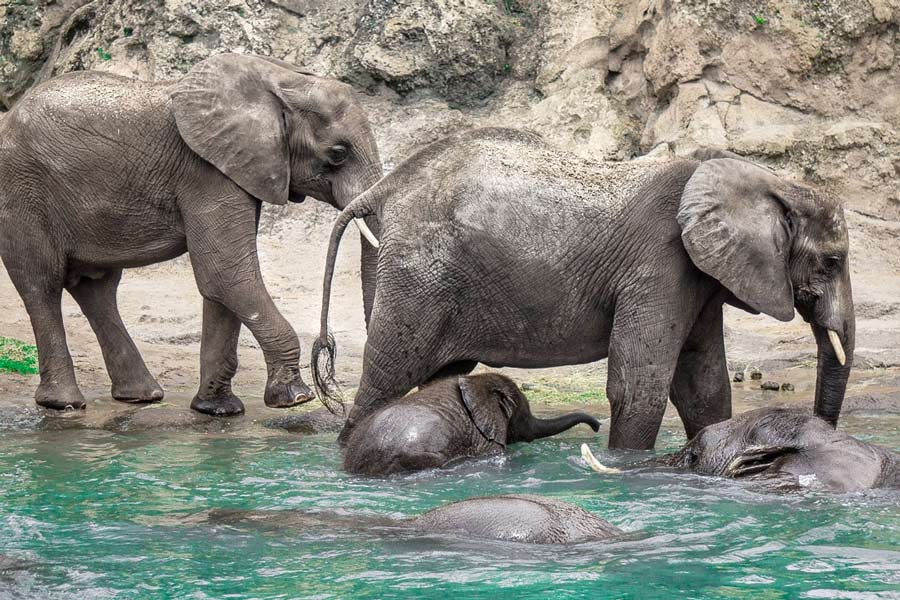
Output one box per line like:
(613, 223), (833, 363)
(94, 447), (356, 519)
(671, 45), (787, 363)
(314, 128), (854, 450)
(0, 53), (382, 415)
(195, 494), (623, 544)
(343, 373), (600, 476)
(665, 407), (900, 492)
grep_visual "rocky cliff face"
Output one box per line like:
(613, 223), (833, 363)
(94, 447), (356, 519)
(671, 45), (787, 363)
(2, 0), (897, 219)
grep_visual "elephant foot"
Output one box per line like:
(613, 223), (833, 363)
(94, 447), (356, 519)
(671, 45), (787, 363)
(112, 379), (164, 404)
(35, 382), (87, 411)
(191, 390), (245, 417)
(264, 368), (315, 409)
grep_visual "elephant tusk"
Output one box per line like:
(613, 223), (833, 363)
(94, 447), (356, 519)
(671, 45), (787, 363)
(827, 329), (846, 366)
(581, 443), (621, 474)
(354, 218), (380, 249)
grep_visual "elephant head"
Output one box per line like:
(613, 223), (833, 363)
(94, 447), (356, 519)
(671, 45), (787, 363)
(170, 54), (382, 316)
(458, 374), (601, 445)
(678, 157), (854, 426)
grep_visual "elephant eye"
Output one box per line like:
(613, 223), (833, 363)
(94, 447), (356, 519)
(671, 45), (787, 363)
(326, 145), (348, 166)
(823, 255), (842, 273)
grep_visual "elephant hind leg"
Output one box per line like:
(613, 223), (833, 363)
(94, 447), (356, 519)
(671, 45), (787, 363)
(66, 270), (163, 403)
(191, 298), (244, 416)
(669, 296), (731, 441)
(0, 238), (84, 410)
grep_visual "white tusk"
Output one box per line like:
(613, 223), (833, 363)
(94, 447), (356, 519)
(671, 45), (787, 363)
(581, 443), (621, 474)
(827, 329), (846, 366)
(354, 218), (380, 249)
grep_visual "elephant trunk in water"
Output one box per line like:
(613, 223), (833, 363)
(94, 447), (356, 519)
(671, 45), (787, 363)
(512, 412), (601, 443)
(809, 265), (855, 426)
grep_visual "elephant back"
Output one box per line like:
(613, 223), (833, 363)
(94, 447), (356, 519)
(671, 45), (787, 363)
(411, 494), (622, 544)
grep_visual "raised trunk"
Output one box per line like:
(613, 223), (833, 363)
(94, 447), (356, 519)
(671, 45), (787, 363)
(516, 412), (601, 442)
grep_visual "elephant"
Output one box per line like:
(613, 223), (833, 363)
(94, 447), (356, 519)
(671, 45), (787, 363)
(342, 373), (601, 476)
(312, 127), (855, 449)
(659, 407), (900, 492)
(0, 53), (382, 416)
(191, 494), (623, 544)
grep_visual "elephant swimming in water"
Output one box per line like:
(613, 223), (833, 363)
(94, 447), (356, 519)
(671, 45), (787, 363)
(192, 494), (623, 545)
(342, 374), (601, 476)
(584, 407), (900, 492)
(313, 128), (854, 450)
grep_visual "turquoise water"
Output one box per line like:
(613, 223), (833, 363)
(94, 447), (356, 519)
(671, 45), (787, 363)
(1, 413), (898, 599)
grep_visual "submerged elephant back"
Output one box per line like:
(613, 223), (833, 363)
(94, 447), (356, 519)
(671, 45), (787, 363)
(411, 494), (622, 544)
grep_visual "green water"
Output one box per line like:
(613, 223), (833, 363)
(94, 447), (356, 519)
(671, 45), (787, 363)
(1, 413), (898, 599)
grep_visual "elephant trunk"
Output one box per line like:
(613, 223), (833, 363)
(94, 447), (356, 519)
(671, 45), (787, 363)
(515, 412), (601, 443)
(810, 268), (855, 427)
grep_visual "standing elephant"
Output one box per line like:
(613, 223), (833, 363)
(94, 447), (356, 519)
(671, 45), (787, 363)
(313, 128), (854, 449)
(659, 407), (900, 492)
(0, 53), (382, 415)
(343, 373), (601, 476)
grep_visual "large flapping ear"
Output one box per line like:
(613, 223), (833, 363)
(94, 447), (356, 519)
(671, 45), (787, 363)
(171, 53), (304, 205)
(678, 158), (795, 322)
(458, 377), (509, 447)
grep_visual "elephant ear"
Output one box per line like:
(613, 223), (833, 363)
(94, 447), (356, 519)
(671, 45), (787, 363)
(458, 377), (510, 446)
(678, 158), (795, 322)
(170, 53), (299, 205)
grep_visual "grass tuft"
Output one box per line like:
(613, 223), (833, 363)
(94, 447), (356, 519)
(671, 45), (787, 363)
(0, 337), (38, 375)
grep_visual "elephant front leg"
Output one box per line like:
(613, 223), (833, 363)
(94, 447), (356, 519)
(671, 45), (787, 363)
(191, 299), (244, 416)
(669, 297), (731, 441)
(184, 194), (314, 412)
(605, 307), (692, 450)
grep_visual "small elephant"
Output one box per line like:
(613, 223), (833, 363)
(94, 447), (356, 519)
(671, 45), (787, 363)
(314, 128), (854, 449)
(662, 407), (900, 492)
(195, 494), (623, 544)
(0, 53), (382, 415)
(342, 373), (601, 476)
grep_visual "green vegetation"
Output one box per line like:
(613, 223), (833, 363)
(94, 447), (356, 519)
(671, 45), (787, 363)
(96, 47), (112, 61)
(521, 376), (607, 406)
(0, 337), (38, 375)
(123, 26), (133, 37)
(752, 14), (767, 25)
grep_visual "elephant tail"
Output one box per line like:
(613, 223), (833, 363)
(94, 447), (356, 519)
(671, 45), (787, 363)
(311, 191), (380, 410)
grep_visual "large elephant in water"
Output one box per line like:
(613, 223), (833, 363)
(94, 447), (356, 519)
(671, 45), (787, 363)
(0, 53), (382, 416)
(342, 373), (600, 476)
(313, 128), (854, 450)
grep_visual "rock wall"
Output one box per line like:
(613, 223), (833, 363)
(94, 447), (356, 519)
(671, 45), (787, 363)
(2, 0), (898, 219)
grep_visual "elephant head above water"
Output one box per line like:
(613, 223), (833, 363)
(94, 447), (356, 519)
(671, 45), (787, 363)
(679, 150), (853, 426)
(661, 407), (900, 492)
(342, 373), (601, 476)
